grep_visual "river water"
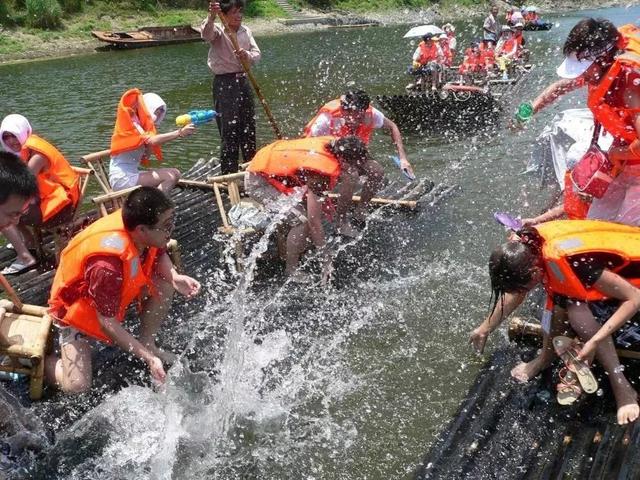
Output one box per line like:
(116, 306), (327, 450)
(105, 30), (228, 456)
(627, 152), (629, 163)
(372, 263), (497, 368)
(1, 5), (639, 479)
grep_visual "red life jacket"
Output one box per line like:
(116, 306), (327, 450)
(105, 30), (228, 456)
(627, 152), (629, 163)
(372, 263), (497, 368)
(417, 40), (440, 65)
(48, 210), (159, 343)
(247, 136), (341, 194)
(21, 134), (80, 222)
(587, 25), (640, 151)
(303, 99), (377, 145)
(563, 171), (591, 220)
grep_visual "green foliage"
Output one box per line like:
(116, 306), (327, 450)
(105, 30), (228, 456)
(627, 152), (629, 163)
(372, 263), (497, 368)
(25, 0), (63, 29)
(244, 0), (286, 18)
(59, 0), (84, 14)
(0, 2), (12, 25)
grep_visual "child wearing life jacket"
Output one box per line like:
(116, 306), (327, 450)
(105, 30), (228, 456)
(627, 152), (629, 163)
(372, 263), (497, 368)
(438, 34), (453, 67)
(0, 114), (80, 275)
(495, 26), (520, 77)
(459, 42), (487, 81)
(470, 220), (640, 425)
(517, 19), (640, 226)
(109, 89), (196, 192)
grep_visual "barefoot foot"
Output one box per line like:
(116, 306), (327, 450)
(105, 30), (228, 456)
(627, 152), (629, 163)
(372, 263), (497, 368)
(510, 356), (550, 383)
(617, 402), (639, 425)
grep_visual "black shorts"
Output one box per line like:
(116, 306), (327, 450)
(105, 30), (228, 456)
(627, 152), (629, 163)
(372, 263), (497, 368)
(588, 300), (640, 350)
(19, 199), (75, 228)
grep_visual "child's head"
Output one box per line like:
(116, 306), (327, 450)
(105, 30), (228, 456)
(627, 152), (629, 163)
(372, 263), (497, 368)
(488, 236), (543, 312)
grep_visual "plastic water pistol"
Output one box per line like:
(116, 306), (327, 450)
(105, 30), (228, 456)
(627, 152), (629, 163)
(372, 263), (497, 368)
(175, 109), (218, 127)
(390, 155), (416, 181)
(515, 102), (534, 123)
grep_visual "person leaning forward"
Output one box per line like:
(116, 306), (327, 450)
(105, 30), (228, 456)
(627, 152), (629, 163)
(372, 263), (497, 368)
(45, 187), (201, 394)
(0, 151), (38, 231)
(201, 0), (261, 174)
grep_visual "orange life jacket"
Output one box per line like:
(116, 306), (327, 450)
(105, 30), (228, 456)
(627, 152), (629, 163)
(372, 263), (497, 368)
(459, 50), (485, 73)
(563, 171), (591, 220)
(417, 40), (441, 65)
(20, 134), (80, 222)
(48, 210), (159, 343)
(303, 99), (377, 145)
(536, 220), (640, 301)
(498, 38), (519, 57)
(110, 88), (163, 166)
(439, 41), (453, 66)
(247, 136), (341, 194)
(587, 24), (640, 151)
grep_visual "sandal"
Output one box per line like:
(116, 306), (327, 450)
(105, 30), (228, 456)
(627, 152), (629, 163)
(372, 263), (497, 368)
(557, 366), (582, 405)
(553, 336), (599, 394)
(0, 259), (37, 276)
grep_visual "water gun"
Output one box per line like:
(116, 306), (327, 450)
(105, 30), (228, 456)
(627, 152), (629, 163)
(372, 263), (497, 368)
(175, 109), (218, 127)
(515, 102), (534, 123)
(390, 155), (416, 181)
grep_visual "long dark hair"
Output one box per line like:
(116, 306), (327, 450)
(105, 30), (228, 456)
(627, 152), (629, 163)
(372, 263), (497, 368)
(488, 231), (542, 317)
(563, 18), (620, 59)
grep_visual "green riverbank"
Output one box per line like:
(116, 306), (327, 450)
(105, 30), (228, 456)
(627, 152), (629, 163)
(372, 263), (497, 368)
(0, 0), (635, 64)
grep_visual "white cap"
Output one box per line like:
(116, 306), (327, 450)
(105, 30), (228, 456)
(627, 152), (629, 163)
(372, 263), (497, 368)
(556, 52), (594, 79)
(439, 33), (448, 39)
(513, 22), (524, 28)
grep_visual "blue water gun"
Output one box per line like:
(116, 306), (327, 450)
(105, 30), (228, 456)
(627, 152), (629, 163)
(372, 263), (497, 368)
(175, 109), (218, 127)
(390, 155), (416, 181)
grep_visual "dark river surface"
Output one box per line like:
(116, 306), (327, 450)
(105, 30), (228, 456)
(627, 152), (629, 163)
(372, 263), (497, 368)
(1, 5), (639, 479)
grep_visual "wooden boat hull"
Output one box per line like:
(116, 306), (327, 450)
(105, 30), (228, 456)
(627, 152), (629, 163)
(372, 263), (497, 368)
(91, 25), (202, 49)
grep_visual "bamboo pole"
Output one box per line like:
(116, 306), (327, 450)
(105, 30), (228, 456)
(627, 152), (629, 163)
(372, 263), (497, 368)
(0, 274), (23, 311)
(207, 172), (247, 183)
(508, 317), (640, 361)
(217, 12), (283, 139)
(177, 179), (216, 190)
(325, 193), (417, 209)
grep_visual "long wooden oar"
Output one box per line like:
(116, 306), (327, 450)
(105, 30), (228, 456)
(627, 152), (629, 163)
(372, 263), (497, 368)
(0, 273), (23, 311)
(218, 12), (283, 139)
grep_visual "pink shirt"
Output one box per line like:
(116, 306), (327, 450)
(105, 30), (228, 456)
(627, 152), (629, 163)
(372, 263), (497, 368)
(201, 16), (261, 75)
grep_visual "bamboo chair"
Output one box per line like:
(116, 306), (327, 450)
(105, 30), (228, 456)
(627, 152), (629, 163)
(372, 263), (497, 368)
(0, 274), (52, 400)
(33, 166), (94, 265)
(91, 186), (183, 272)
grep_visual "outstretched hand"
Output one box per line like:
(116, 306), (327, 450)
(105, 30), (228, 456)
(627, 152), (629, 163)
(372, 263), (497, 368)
(469, 327), (489, 354)
(147, 356), (167, 384)
(173, 274), (201, 299)
(209, 2), (221, 16)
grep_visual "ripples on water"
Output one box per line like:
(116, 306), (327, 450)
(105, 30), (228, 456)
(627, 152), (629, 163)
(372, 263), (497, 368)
(1, 5), (638, 479)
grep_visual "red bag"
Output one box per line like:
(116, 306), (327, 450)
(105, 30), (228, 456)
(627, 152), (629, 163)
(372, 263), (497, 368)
(570, 123), (614, 199)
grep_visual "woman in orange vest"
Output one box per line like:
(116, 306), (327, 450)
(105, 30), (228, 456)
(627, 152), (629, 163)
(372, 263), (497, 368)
(409, 34), (445, 91)
(46, 187), (201, 394)
(305, 90), (414, 237)
(438, 34), (453, 67)
(495, 26), (520, 76)
(470, 220), (640, 425)
(109, 89), (197, 193)
(0, 114), (80, 275)
(459, 42), (487, 78)
(246, 136), (366, 282)
(515, 19), (640, 225)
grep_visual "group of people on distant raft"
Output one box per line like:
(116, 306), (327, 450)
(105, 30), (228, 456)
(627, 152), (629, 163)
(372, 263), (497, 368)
(0, 0), (416, 395)
(409, 4), (528, 90)
(471, 17), (640, 426)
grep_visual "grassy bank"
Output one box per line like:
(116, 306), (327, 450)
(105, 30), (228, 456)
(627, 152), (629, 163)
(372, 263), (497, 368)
(293, 0), (478, 12)
(0, 0), (285, 59)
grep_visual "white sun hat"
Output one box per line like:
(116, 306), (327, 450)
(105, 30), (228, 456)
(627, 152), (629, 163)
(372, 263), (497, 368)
(556, 53), (594, 79)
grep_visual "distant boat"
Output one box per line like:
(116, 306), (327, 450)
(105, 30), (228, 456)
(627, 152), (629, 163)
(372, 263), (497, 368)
(523, 21), (552, 31)
(91, 25), (203, 49)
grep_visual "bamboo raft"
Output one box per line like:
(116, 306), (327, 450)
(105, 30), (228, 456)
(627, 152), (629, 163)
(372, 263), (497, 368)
(377, 65), (533, 132)
(0, 158), (457, 307)
(416, 318), (640, 479)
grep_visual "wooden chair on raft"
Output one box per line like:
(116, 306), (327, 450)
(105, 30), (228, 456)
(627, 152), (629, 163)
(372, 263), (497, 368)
(32, 165), (94, 265)
(0, 274), (52, 400)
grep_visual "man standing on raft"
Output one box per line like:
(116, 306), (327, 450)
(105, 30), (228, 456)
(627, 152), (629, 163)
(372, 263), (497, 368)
(202, 0), (261, 174)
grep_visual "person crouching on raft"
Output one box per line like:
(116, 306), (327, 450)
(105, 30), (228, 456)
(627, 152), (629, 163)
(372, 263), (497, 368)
(470, 220), (640, 425)
(0, 114), (81, 275)
(46, 187), (201, 393)
(304, 90), (414, 237)
(516, 18), (640, 225)
(245, 136), (369, 283)
(109, 88), (196, 193)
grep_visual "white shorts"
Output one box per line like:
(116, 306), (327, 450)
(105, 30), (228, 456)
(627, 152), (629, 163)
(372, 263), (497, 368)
(109, 171), (140, 191)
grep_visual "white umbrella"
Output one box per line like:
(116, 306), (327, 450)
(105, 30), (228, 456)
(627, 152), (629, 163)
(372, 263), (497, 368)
(403, 25), (444, 39)
(523, 6), (539, 12)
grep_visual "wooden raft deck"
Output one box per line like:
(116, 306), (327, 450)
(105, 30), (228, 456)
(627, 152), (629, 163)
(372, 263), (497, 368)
(416, 346), (640, 479)
(0, 158), (223, 307)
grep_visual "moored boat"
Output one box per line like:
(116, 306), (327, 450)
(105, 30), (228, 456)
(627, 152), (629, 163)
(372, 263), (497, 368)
(91, 25), (202, 49)
(524, 21), (553, 31)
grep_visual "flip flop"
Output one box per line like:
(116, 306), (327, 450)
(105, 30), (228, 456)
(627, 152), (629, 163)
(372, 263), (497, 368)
(553, 336), (599, 394)
(0, 259), (37, 276)
(557, 367), (582, 405)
